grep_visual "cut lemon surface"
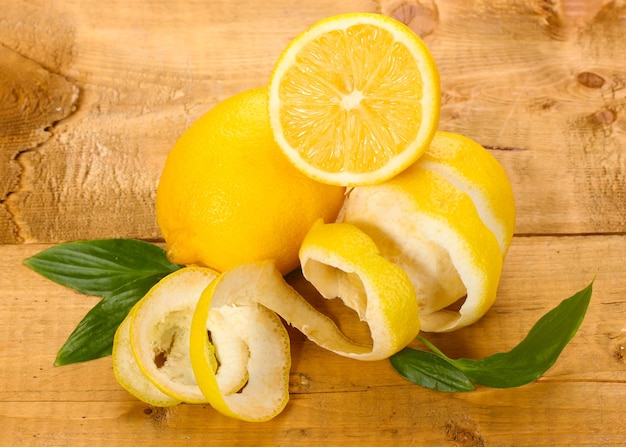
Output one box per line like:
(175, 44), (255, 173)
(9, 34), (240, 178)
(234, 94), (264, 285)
(341, 157), (506, 332)
(268, 13), (440, 186)
(129, 266), (218, 403)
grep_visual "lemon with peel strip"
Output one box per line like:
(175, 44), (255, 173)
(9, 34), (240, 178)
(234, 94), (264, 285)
(268, 12), (440, 186)
(189, 264), (291, 422)
(418, 132), (516, 255)
(129, 266), (218, 403)
(341, 164), (504, 332)
(112, 310), (181, 407)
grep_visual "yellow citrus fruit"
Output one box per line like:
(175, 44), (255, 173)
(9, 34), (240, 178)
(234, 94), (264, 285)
(129, 266), (218, 403)
(156, 86), (346, 275)
(190, 261), (291, 422)
(268, 12), (440, 186)
(340, 132), (513, 332)
(112, 310), (181, 407)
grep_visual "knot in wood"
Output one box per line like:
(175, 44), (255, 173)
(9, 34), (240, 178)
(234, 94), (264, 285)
(595, 109), (616, 125)
(388, 1), (439, 38)
(577, 71), (605, 89)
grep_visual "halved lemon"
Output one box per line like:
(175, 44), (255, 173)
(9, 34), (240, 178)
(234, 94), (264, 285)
(268, 13), (440, 186)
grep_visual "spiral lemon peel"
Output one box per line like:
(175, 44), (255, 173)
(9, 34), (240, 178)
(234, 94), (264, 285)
(187, 222), (419, 421)
(128, 266), (218, 403)
(112, 311), (182, 408)
(189, 264), (292, 422)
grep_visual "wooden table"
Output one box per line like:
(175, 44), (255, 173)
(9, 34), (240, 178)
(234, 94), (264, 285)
(1, 1), (625, 445)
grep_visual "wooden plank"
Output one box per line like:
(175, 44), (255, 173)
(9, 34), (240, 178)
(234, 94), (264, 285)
(1, 235), (625, 445)
(0, 0), (376, 244)
(0, 0), (624, 243)
(430, 0), (626, 235)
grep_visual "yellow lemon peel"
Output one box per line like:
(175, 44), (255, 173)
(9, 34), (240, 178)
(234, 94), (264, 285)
(189, 263), (291, 422)
(417, 132), (516, 255)
(297, 220), (420, 359)
(188, 239), (418, 421)
(112, 311), (181, 407)
(129, 266), (218, 403)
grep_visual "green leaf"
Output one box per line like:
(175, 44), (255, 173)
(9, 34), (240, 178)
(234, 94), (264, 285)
(390, 348), (475, 392)
(390, 281), (593, 390)
(23, 239), (181, 297)
(54, 273), (168, 366)
(447, 281), (594, 388)
(24, 239), (182, 366)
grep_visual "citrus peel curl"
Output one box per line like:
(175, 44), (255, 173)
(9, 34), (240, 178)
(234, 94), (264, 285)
(128, 266), (218, 403)
(187, 221), (419, 420)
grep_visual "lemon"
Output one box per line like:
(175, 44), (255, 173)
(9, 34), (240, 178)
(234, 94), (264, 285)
(156, 86), (345, 275)
(340, 133), (512, 332)
(268, 13), (440, 186)
(112, 311), (181, 407)
(190, 261), (291, 422)
(129, 266), (218, 403)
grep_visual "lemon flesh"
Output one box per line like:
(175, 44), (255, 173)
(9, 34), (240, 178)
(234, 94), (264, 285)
(268, 13), (440, 186)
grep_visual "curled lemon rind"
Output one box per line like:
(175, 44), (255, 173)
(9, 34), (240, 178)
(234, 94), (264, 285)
(129, 266), (218, 403)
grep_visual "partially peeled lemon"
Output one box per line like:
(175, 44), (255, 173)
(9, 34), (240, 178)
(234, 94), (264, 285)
(340, 131), (514, 332)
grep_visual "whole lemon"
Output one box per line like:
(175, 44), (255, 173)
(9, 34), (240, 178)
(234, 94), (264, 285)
(156, 86), (346, 275)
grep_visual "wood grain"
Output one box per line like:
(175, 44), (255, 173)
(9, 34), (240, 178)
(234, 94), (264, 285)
(1, 235), (625, 446)
(1, 0), (625, 445)
(0, 0), (624, 242)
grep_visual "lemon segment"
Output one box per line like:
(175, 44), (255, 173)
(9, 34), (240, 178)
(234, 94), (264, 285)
(418, 132), (516, 255)
(268, 13), (440, 186)
(341, 165), (504, 332)
(189, 263), (291, 422)
(129, 266), (218, 403)
(112, 311), (181, 407)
